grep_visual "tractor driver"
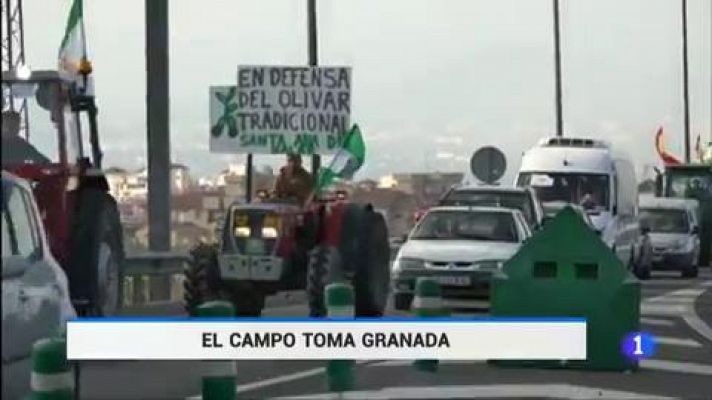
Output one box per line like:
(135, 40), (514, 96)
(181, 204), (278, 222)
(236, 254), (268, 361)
(273, 153), (313, 205)
(2, 110), (50, 166)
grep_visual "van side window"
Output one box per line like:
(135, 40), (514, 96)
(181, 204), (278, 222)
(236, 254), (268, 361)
(1, 204), (13, 256)
(4, 184), (41, 260)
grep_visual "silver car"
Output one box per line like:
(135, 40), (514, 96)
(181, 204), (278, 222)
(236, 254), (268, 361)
(391, 206), (532, 310)
(2, 172), (75, 400)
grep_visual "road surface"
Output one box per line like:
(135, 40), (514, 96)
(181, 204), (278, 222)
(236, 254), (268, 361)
(77, 269), (712, 399)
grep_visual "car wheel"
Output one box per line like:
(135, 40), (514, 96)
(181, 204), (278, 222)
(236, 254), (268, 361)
(681, 264), (698, 278)
(394, 293), (413, 311)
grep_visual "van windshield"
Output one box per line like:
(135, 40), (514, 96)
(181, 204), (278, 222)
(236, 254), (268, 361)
(517, 172), (609, 211)
(640, 208), (689, 234)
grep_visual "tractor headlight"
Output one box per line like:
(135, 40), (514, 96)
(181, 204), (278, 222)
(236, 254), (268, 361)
(262, 227), (278, 238)
(235, 226), (250, 237)
(261, 214), (280, 239)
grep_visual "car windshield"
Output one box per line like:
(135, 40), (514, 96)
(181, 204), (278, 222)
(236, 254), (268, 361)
(517, 172), (609, 211)
(667, 173), (712, 200)
(440, 190), (535, 226)
(410, 210), (519, 242)
(640, 208), (689, 234)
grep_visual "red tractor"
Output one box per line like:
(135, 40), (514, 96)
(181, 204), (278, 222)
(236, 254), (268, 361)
(183, 194), (391, 317)
(2, 69), (123, 316)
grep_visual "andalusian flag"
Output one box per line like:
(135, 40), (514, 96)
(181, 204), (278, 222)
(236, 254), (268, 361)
(316, 124), (366, 193)
(58, 0), (88, 82)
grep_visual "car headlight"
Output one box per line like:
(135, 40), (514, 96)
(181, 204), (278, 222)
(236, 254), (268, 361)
(477, 260), (504, 270)
(393, 257), (424, 271)
(674, 239), (689, 251)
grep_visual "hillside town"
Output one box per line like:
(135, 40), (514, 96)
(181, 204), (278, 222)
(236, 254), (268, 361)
(106, 163), (463, 253)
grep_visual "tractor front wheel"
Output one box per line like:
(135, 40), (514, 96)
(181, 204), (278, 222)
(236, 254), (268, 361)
(183, 243), (221, 314)
(307, 245), (339, 317)
(228, 282), (266, 317)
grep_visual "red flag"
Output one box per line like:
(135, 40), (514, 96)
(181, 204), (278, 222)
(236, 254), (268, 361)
(655, 127), (682, 166)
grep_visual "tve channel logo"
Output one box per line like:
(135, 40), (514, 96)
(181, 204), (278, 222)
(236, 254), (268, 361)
(621, 332), (656, 361)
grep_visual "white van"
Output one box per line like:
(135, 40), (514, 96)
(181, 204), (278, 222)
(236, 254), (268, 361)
(639, 196), (700, 278)
(515, 137), (649, 273)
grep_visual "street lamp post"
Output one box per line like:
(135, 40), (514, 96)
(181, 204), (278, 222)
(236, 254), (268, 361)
(553, 0), (564, 137)
(681, 0), (691, 163)
(308, 0), (320, 181)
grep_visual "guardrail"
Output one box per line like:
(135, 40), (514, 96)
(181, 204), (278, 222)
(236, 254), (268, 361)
(121, 252), (191, 308)
(120, 243), (403, 310)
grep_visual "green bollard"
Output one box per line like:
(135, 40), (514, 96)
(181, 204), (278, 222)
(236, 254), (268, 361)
(29, 337), (74, 400)
(412, 278), (446, 372)
(195, 301), (236, 400)
(325, 283), (355, 393)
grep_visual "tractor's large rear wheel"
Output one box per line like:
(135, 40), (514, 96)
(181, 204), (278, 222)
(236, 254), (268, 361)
(307, 204), (391, 317)
(69, 189), (124, 316)
(352, 208), (390, 316)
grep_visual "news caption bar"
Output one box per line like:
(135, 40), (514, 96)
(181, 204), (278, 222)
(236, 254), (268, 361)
(66, 318), (586, 360)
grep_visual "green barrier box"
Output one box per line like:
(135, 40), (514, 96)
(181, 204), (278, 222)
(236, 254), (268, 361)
(491, 206), (640, 371)
(195, 301), (237, 400)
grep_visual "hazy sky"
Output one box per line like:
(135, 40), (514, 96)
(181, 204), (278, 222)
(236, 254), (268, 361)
(22, 0), (711, 182)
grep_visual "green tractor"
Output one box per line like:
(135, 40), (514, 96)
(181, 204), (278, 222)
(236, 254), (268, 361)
(656, 164), (712, 267)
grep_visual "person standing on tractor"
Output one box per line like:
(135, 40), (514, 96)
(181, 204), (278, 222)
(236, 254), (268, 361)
(273, 153), (313, 205)
(1, 110), (50, 166)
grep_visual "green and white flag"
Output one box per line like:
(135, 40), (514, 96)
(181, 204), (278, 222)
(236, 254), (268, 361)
(316, 124), (366, 193)
(58, 0), (87, 81)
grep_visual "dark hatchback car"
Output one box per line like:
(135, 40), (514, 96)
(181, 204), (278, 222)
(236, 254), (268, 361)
(438, 185), (545, 230)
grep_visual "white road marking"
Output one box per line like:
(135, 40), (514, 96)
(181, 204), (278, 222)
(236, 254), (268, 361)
(442, 299), (490, 310)
(640, 317), (675, 327)
(262, 303), (310, 316)
(271, 384), (673, 399)
(640, 283), (712, 342)
(682, 313), (712, 343)
(369, 360), (484, 367)
(654, 336), (702, 348)
(186, 361), (371, 398)
(641, 303), (688, 316)
(641, 359), (712, 376)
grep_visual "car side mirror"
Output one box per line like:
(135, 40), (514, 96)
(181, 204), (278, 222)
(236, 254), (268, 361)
(1, 255), (28, 278)
(641, 226), (651, 235)
(595, 229), (603, 236)
(401, 233), (408, 242)
(691, 226), (699, 235)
